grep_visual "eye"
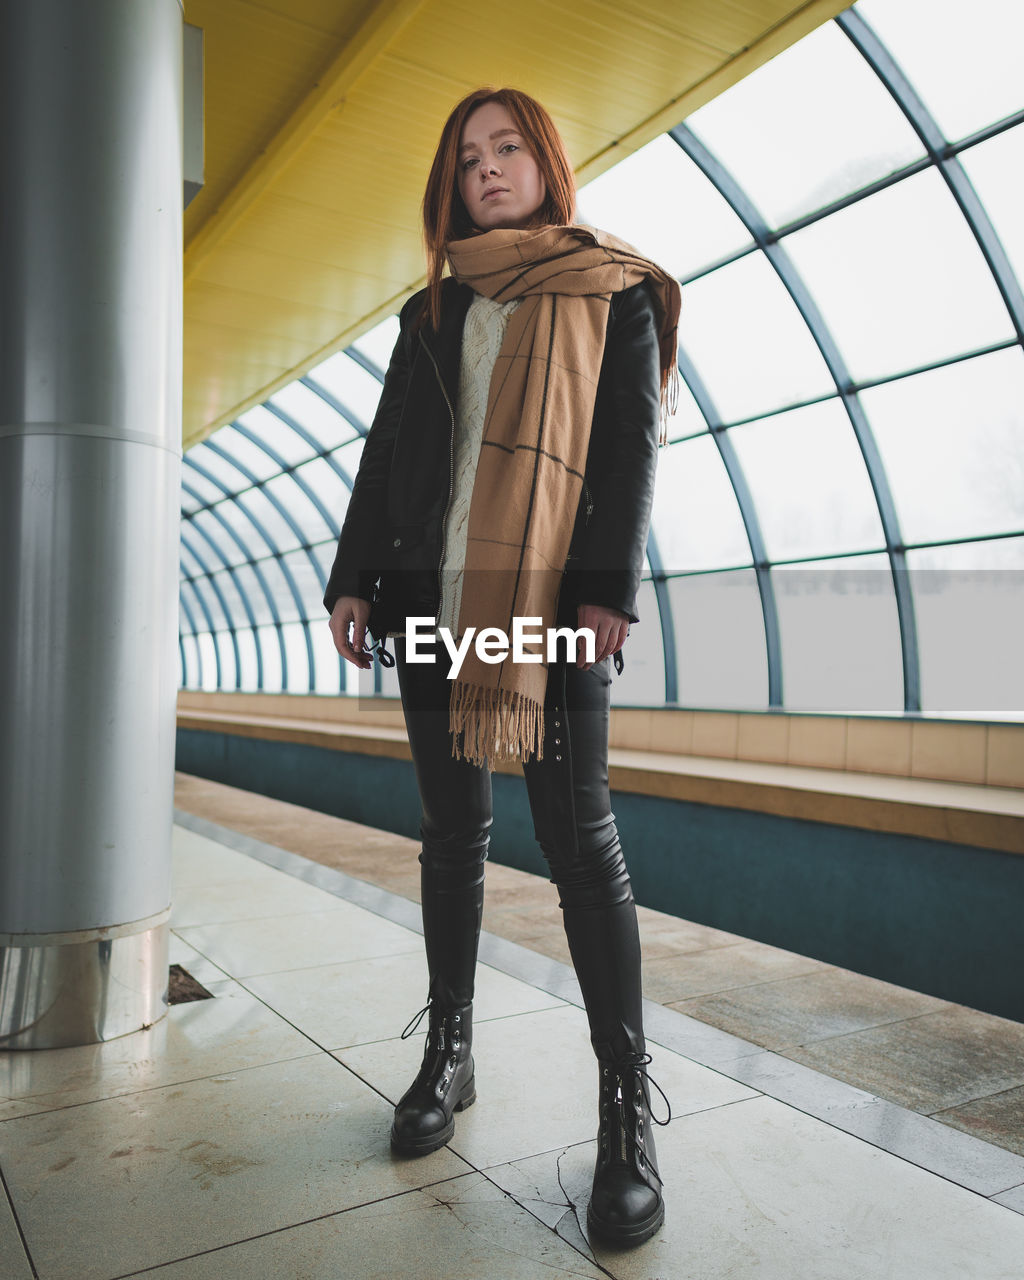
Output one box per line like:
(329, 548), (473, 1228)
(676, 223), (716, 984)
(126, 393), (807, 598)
(499, 142), (518, 155)
(461, 156), (479, 172)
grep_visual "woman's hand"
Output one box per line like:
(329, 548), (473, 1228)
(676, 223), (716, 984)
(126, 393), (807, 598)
(329, 596), (373, 669)
(576, 603), (629, 670)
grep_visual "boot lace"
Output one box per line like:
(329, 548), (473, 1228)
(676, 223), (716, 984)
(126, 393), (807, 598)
(601, 1052), (671, 1185)
(400, 1002), (431, 1040)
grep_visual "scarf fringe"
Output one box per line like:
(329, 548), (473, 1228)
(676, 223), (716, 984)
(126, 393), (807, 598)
(449, 681), (545, 768)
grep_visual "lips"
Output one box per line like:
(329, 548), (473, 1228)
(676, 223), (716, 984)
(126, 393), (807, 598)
(481, 187), (509, 201)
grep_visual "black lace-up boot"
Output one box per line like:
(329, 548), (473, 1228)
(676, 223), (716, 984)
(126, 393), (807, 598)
(390, 1002), (476, 1155)
(588, 1050), (669, 1246)
(390, 856), (483, 1156)
(561, 889), (670, 1246)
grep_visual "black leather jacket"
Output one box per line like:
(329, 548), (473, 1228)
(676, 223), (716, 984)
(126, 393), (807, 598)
(323, 278), (662, 636)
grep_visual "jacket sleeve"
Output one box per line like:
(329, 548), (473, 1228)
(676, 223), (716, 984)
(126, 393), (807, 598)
(322, 302), (415, 614)
(568, 282), (662, 624)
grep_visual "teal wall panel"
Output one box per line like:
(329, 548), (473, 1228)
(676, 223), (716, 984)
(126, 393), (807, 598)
(176, 729), (1024, 1023)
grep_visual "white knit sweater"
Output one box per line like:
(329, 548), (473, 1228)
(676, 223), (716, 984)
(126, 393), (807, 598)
(437, 292), (520, 635)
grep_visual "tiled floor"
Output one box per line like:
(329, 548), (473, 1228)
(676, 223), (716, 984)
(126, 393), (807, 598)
(1, 814), (1023, 1277)
(174, 773), (1024, 1158)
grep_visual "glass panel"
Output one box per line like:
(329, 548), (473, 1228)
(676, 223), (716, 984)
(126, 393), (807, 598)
(688, 19), (924, 227)
(264, 384), (356, 453)
(185, 442), (250, 493)
(309, 540), (339, 590)
(578, 134), (753, 279)
(180, 462), (225, 507)
(190, 577), (229, 632)
(264, 473), (332, 545)
(859, 347), (1024, 544)
(679, 251), (835, 421)
(784, 168), (1014, 382)
(178, 539), (205, 579)
(238, 402), (320, 465)
(196, 632), (219, 691)
(180, 485), (203, 516)
(665, 369), (709, 441)
(908, 546), (1024, 715)
(207, 424), (280, 483)
(609, 580), (665, 707)
(307, 351), (385, 428)
(773, 557), (903, 712)
(280, 548), (326, 619)
(856, 0), (1024, 143)
(207, 567), (251, 628)
(311, 618), (344, 694)
(330, 436), (366, 478)
(232, 562), (276, 626)
(255, 625), (283, 692)
(729, 399), (886, 560)
(669, 570), (767, 708)
(349, 314), (401, 376)
(910, 536), (1024, 570)
(180, 577), (213, 632)
(237, 488), (302, 554)
(652, 435), (752, 573)
(214, 631), (238, 691)
(257, 556), (302, 623)
(197, 503), (269, 565)
(295, 456), (351, 534)
(282, 622), (310, 693)
(179, 633), (200, 689)
(236, 628), (260, 692)
(959, 123), (1024, 293)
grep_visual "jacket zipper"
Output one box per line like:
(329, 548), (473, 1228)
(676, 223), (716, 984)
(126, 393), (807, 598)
(583, 479), (594, 526)
(418, 331), (457, 611)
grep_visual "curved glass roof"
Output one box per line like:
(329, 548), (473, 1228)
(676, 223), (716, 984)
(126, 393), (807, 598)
(179, 0), (1024, 718)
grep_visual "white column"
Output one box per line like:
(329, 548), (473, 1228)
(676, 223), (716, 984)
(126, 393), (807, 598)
(0, 0), (183, 1048)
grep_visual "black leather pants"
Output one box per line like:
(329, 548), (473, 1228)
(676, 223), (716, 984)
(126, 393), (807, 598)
(396, 640), (645, 1060)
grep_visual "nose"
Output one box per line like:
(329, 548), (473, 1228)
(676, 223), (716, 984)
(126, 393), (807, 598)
(479, 155), (500, 179)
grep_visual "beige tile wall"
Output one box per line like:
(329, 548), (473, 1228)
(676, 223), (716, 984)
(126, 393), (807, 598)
(177, 693), (1024, 789)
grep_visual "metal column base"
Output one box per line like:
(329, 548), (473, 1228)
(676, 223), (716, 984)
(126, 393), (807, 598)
(0, 913), (169, 1050)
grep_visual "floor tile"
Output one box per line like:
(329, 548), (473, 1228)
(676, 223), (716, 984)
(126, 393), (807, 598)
(936, 1085), (1024, 1157)
(1, 1054), (467, 1280)
(636, 911), (747, 959)
(170, 826), (259, 884)
(783, 1004), (1024, 1112)
(176, 901), (422, 978)
(338, 1004), (756, 1172)
(670, 968), (949, 1051)
(0, 985), (318, 1116)
(170, 863), (348, 928)
(0, 1188), (32, 1280)
(116, 1172), (605, 1279)
(715, 1051), (1024, 1197)
(167, 933), (232, 988)
(993, 1183), (1024, 1215)
(243, 951), (565, 1052)
(643, 938), (829, 1003)
(494, 1095), (1024, 1280)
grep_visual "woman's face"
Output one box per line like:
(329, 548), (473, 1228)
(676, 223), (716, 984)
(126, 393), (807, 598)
(457, 101), (547, 232)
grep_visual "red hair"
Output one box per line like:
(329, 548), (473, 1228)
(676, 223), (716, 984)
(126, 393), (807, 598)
(420, 87), (577, 331)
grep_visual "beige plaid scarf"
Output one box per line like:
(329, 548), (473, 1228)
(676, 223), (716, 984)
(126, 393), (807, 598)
(444, 224), (680, 766)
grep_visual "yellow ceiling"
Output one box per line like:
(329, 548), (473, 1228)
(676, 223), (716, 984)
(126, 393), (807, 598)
(181, 0), (849, 449)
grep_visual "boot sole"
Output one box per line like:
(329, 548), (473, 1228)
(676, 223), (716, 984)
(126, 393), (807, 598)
(389, 1080), (476, 1157)
(587, 1198), (665, 1248)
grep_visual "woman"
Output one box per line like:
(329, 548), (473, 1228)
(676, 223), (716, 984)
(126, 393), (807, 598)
(326, 87), (679, 1248)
